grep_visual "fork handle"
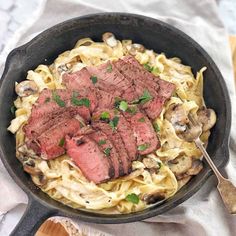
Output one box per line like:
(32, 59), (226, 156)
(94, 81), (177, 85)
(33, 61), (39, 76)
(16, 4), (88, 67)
(217, 179), (236, 214)
(195, 138), (225, 181)
(195, 138), (236, 214)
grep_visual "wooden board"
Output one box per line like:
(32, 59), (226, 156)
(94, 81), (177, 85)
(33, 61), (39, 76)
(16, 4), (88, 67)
(229, 35), (236, 85)
(35, 221), (69, 236)
(35, 36), (236, 236)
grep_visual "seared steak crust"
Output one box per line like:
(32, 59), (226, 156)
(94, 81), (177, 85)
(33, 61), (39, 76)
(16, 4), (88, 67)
(23, 56), (174, 183)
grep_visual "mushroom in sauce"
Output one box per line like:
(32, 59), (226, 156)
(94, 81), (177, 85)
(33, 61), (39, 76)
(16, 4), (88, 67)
(31, 172), (47, 186)
(168, 155), (193, 179)
(102, 32), (118, 47)
(197, 107), (216, 132)
(142, 192), (166, 204)
(186, 159), (203, 176)
(127, 43), (145, 56)
(165, 104), (189, 134)
(22, 159), (47, 186)
(15, 80), (38, 97)
(18, 144), (40, 159)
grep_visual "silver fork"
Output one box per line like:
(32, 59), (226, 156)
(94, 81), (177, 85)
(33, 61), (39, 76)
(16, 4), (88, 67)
(184, 113), (236, 214)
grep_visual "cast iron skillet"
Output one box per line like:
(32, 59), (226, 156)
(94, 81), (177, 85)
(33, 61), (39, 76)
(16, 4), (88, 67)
(0, 13), (231, 236)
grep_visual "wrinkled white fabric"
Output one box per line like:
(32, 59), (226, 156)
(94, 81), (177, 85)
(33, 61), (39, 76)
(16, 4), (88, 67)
(0, 0), (236, 235)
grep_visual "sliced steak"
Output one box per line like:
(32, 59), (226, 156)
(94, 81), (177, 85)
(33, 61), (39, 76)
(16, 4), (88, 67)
(24, 105), (88, 140)
(88, 130), (119, 178)
(87, 61), (137, 102)
(114, 56), (175, 119)
(62, 68), (93, 90)
(96, 90), (115, 109)
(24, 89), (92, 139)
(63, 68), (117, 110)
(122, 55), (175, 98)
(93, 109), (137, 161)
(66, 135), (113, 184)
(36, 89), (70, 105)
(92, 121), (131, 176)
(25, 107), (84, 140)
(114, 57), (160, 95)
(124, 111), (160, 155)
(157, 79), (176, 99)
(27, 117), (82, 159)
(142, 96), (166, 119)
(36, 88), (96, 114)
(62, 69), (98, 112)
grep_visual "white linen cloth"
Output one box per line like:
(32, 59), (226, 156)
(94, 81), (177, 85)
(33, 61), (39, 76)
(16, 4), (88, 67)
(0, 0), (236, 235)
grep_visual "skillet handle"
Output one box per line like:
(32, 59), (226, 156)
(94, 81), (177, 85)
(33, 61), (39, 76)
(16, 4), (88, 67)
(10, 196), (58, 236)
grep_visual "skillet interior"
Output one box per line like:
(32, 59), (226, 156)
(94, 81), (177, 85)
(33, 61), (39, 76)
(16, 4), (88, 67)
(0, 13), (231, 223)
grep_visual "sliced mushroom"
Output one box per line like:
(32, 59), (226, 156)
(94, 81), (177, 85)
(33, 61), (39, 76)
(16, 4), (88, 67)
(178, 124), (202, 142)
(15, 80), (38, 97)
(142, 157), (160, 169)
(102, 32), (118, 47)
(18, 144), (40, 159)
(197, 107), (216, 132)
(23, 162), (41, 175)
(127, 43), (145, 56)
(23, 159), (47, 186)
(142, 192), (166, 205)
(186, 159), (203, 176)
(168, 155), (192, 177)
(31, 172), (47, 186)
(165, 104), (189, 134)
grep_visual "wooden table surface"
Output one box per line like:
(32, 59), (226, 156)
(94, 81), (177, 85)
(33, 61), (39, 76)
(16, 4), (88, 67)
(35, 36), (236, 236)
(229, 36), (236, 84)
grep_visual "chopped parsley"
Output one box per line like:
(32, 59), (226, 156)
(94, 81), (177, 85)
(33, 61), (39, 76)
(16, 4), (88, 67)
(137, 143), (150, 151)
(126, 105), (137, 114)
(109, 116), (119, 131)
(58, 137), (65, 147)
(138, 90), (153, 104)
(44, 97), (50, 103)
(138, 117), (145, 122)
(77, 98), (90, 108)
(52, 91), (66, 107)
(98, 139), (106, 146)
(10, 105), (16, 115)
(158, 162), (162, 169)
(106, 63), (113, 72)
(103, 147), (112, 156)
(132, 89), (153, 105)
(119, 101), (128, 112)
(125, 193), (139, 204)
(152, 67), (160, 75)
(143, 63), (160, 75)
(100, 111), (110, 121)
(143, 63), (153, 72)
(114, 97), (122, 108)
(153, 123), (160, 132)
(90, 76), (97, 84)
(71, 92), (90, 108)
